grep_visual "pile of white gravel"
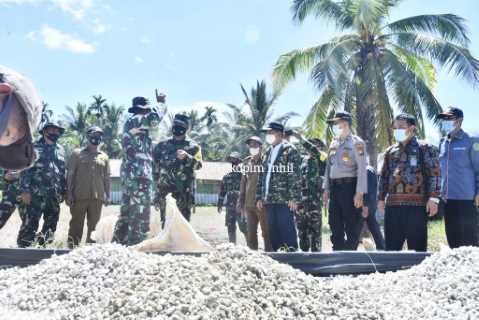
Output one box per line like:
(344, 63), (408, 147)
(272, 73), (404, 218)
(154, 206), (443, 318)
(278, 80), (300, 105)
(0, 244), (478, 320)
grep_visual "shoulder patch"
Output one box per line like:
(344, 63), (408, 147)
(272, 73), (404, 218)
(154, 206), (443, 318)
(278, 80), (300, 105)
(355, 142), (365, 156)
(473, 142), (479, 151)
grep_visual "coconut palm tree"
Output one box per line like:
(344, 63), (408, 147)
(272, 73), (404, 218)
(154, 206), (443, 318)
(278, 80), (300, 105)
(273, 0), (479, 165)
(88, 95), (107, 118)
(230, 80), (299, 138)
(200, 106), (218, 128)
(98, 103), (124, 158)
(62, 103), (91, 145)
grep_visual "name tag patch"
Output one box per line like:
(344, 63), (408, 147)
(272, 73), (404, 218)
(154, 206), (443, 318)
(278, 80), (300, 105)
(409, 156), (417, 167)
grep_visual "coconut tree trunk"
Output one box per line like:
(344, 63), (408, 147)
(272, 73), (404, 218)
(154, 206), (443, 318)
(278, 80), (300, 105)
(355, 67), (378, 169)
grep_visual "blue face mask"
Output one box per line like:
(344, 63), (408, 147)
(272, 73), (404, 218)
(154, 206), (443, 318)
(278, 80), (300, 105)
(441, 120), (455, 133)
(393, 129), (407, 142)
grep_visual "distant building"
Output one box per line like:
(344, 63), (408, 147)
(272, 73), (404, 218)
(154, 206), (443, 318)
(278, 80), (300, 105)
(109, 159), (232, 205)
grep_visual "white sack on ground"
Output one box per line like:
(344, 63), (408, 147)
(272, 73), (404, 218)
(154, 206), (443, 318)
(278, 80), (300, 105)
(92, 195), (211, 252)
(131, 196), (212, 252)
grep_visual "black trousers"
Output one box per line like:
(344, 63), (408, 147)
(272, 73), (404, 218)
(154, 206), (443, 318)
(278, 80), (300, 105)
(328, 180), (362, 251)
(384, 205), (427, 252)
(444, 200), (478, 248)
(265, 204), (298, 252)
(361, 210), (385, 250)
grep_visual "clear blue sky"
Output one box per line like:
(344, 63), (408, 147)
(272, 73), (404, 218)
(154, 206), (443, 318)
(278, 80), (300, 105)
(1, 0), (478, 141)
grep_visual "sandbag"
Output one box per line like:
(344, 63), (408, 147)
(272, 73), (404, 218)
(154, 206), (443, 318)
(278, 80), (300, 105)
(92, 195), (212, 252)
(131, 196), (212, 252)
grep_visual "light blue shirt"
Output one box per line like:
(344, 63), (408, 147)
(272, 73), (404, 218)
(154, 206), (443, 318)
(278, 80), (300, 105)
(439, 129), (479, 200)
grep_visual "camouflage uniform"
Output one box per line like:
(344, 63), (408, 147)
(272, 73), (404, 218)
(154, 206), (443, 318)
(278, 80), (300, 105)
(0, 169), (20, 229)
(256, 139), (302, 251)
(218, 168), (247, 244)
(17, 138), (66, 247)
(297, 139), (327, 252)
(112, 108), (164, 246)
(153, 138), (202, 225)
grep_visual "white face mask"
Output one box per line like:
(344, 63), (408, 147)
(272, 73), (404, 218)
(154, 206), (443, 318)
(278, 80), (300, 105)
(332, 125), (342, 137)
(249, 147), (260, 156)
(441, 120), (455, 133)
(265, 134), (276, 145)
(393, 129), (408, 142)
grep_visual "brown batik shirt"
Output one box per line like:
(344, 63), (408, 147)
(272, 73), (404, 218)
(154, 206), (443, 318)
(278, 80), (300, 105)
(378, 137), (441, 206)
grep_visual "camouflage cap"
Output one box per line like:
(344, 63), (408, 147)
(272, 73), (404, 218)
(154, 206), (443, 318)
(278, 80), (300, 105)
(40, 122), (65, 134)
(245, 135), (262, 145)
(128, 96), (150, 113)
(173, 113), (190, 129)
(86, 126), (103, 135)
(226, 151), (242, 162)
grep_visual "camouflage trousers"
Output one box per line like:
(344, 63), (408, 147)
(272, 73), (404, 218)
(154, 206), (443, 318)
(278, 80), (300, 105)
(297, 201), (322, 252)
(113, 179), (151, 246)
(225, 207), (247, 244)
(17, 195), (61, 248)
(0, 190), (18, 230)
(156, 184), (194, 228)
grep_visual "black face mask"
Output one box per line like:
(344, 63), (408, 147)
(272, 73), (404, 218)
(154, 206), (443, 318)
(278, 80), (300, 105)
(88, 136), (102, 146)
(172, 125), (186, 136)
(45, 132), (60, 143)
(0, 134), (36, 170)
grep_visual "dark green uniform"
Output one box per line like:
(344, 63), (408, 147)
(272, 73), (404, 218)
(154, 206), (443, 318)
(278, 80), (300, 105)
(297, 139), (327, 252)
(218, 170), (247, 244)
(0, 169), (20, 229)
(153, 138), (202, 225)
(17, 138), (66, 247)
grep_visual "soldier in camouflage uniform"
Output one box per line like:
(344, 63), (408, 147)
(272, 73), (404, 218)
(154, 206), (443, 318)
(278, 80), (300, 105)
(17, 122), (66, 247)
(0, 169), (20, 229)
(153, 113), (202, 227)
(218, 152), (247, 244)
(256, 122), (302, 251)
(112, 93), (166, 246)
(292, 132), (327, 252)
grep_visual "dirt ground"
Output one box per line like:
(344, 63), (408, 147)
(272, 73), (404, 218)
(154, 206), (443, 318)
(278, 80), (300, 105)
(0, 205), (337, 250)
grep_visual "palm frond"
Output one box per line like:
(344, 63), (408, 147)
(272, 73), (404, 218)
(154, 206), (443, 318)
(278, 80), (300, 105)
(385, 32), (479, 84)
(272, 45), (322, 92)
(385, 14), (470, 46)
(382, 48), (443, 132)
(391, 45), (437, 89)
(303, 86), (340, 139)
(291, 0), (353, 29)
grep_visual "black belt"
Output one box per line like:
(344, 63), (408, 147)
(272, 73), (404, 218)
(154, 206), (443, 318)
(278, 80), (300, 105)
(330, 177), (357, 186)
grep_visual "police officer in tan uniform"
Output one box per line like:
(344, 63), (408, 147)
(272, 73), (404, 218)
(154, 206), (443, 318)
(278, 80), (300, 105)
(323, 111), (367, 250)
(66, 126), (110, 247)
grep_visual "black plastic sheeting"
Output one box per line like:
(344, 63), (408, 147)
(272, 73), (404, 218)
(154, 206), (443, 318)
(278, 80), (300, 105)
(0, 248), (430, 277)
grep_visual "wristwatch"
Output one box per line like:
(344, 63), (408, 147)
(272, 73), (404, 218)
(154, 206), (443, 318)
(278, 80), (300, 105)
(429, 197), (440, 204)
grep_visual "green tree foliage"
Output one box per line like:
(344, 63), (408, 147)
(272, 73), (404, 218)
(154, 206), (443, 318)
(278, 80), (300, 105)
(273, 0), (479, 165)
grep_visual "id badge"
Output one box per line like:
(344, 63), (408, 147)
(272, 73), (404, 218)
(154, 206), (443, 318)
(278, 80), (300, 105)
(409, 155), (417, 167)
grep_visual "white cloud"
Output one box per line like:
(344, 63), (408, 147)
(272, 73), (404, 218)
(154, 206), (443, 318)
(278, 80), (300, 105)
(38, 25), (95, 54)
(134, 56), (144, 64)
(0, 0), (39, 4)
(51, 0), (94, 20)
(140, 35), (151, 45)
(244, 25), (260, 45)
(92, 19), (109, 34)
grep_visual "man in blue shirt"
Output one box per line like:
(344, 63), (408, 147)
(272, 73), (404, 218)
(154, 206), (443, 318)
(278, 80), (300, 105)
(438, 107), (479, 248)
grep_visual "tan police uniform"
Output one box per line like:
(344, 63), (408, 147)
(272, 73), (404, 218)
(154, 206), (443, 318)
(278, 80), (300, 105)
(324, 113), (367, 251)
(67, 147), (110, 246)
